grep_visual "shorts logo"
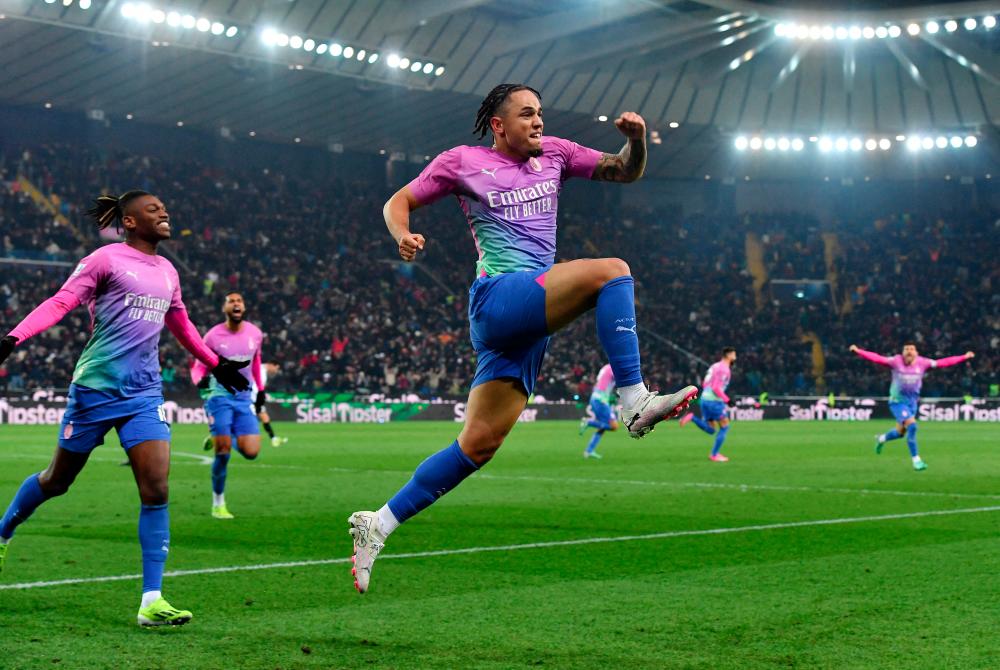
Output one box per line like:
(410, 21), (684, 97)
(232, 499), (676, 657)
(529, 157), (542, 172)
(157, 404), (168, 423)
(207, 414), (215, 425)
(63, 422), (73, 439)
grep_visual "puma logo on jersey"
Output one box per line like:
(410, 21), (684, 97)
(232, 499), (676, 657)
(125, 271), (139, 280)
(481, 168), (498, 179)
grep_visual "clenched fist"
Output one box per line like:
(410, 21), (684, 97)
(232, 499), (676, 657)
(614, 112), (646, 141)
(398, 232), (425, 262)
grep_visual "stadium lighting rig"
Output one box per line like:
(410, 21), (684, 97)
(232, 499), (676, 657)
(734, 134), (979, 153)
(40, 0), (92, 7)
(259, 28), (444, 78)
(773, 14), (996, 40)
(119, 3), (239, 37)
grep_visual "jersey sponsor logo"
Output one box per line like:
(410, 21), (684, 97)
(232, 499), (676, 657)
(124, 293), (170, 324)
(484, 178), (558, 209)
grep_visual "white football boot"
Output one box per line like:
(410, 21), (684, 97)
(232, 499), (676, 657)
(620, 385), (699, 439)
(348, 511), (385, 594)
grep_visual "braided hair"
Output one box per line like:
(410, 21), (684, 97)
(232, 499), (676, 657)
(85, 190), (151, 232)
(473, 83), (541, 139)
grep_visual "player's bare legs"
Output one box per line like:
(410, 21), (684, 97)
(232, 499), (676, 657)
(542, 258), (631, 330)
(457, 379), (530, 465)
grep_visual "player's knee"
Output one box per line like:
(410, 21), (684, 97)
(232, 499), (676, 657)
(607, 257), (630, 279)
(459, 422), (509, 465)
(139, 480), (169, 506)
(240, 444), (260, 460)
(37, 473), (71, 498)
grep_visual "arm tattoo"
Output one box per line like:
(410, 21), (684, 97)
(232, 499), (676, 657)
(591, 138), (647, 183)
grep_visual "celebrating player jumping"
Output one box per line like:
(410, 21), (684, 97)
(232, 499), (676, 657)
(0, 191), (249, 626)
(850, 343), (974, 470)
(348, 83), (698, 594)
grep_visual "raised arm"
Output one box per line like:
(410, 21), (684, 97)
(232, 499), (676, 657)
(849, 345), (893, 367)
(0, 289), (83, 366)
(590, 112), (647, 183)
(932, 352), (974, 369)
(383, 186), (426, 262)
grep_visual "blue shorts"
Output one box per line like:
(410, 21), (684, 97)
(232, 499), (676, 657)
(889, 399), (918, 423)
(206, 396), (259, 437)
(469, 268), (550, 396)
(589, 397), (614, 425)
(700, 399), (728, 422)
(58, 384), (170, 453)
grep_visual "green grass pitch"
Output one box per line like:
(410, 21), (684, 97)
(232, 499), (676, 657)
(1, 420), (998, 669)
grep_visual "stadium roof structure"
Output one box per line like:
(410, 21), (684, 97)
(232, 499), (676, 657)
(0, 0), (998, 180)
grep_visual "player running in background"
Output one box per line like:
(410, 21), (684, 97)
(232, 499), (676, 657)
(680, 348), (736, 462)
(579, 363), (617, 459)
(191, 292), (265, 519)
(0, 191), (249, 626)
(255, 360), (287, 448)
(850, 343), (974, 471)
(348, 83), (698, 594)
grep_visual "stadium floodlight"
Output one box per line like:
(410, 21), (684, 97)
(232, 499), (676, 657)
(435, 66), (445, 76)
(849, 25), (862, 39)
(795, 24), (809, 39)
(944, 20), (958, 32)
(907, 23), (920, 35)
(835, 26), (848, 40)
(809, 25), (822, 40)
(749, 137), (763, 150)
(920, 137), (933, 150)
(862, 26), (875, 39)
(774, 23), (787, 37)
(181, 14), (195, 29)
(398, 57), (410, 69)
(386, 53), (400, 67)
(834, 137), (849, 151)
(819, 137), (833, 152)
(964, 18), (977, 30)
(906, 136), (922, 151)
(764, 138), (777, 151)
(151, 9), (165, 23)
(63, 0), (72, 8)
(79, 0), (92, 8)
(196, 17), (210, 32)
(167, 11), (180, 26)
(369, 53), (379, 63)
(410, 61), (422, 72)
(822, 26), (835, 40)
(792, 138), (804, 151)
(225, 25), (238, 37)
(261, 28), (277, 45)
(925, 21), (939, 34)
(850, 137), (863, 151)
(879, 138), (892, 150)
(275, 32), (289, 47)
(896, 134), (906, 141)
(356, 49), (366, 61)
(875, 26), (888, 38)
(777, 137), (790, 151)
(984, 16), (996, 30)
(965, 136), (978, 147)
(935, 136), (948, 148)
(120, 3), (135, 17)
(343, 46), (354, 58)
(303, 38), (315, 51)
(329, 43), (342, 56)
(888, 25), (901, 37)
(316, 43), (327, 54)
(211, 22), (224, 35)
(950, 136), (963, 148)
(423, 62), (434, 74)
(865, 138), (877, 151)
(598, 115), (608, 122)
(289, 35), (302, 49)
(734, 136), (749, 150)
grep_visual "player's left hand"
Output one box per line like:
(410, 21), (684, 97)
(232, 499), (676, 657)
(614, 112), (646, 141)
(211, 357), (250, 394)
(254, 390), (266, 414)
(0, 335), (15, 366)
(965, 351), (975, 359)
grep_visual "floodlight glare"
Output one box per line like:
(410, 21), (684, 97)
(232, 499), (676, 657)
(261, 28), (277, 45)
(879, 138), (892, 150)
(964, 18), (977, 30)
(834, 137), (848, 151)
(907, 136), (922, 151)
(368, 53), (379, 63)
(774, 23), (786, 37)
(749, 137), (763, 150)
(822, 26), (835, 40)
(875, 26), (888, 38)
(865, 138), (877, 151)
(386, 53), (400, 67)
(289, 35), (303, 49)
(121, 3), (136, 18)
(329, 43), (342, 56)
(435, 66), (445, 76)
(303, 39), (315, 51)
(795, 25), (809, 39)
(984, 16), (997, 29)
(196, 17), (210, 32)
(907, 23), (920, 35)
(944, 20), (957, 32)
(835, 26), (848, 40)
(777, 137), (790, 151)
(399, 57), (410, 69)
(423, 62), (434, 74)
(809, 25), (821, 40)
(791, 138), (805, 151)
(356, 49), (366, 61)
(211, 22), (224, 35)
(819, 137), (833, 152)
(181, 14), (195, 29)
(764, 138), (776, 151)
(151, 9), (166, 23)
(950, 136), (963, 148)
(79, 0), (92, 8)
(342, 46), (354, 58)
(965, 136), (978, 147)
(935, 136), (947, 148)
(167, 11), (181, 26)
(225, 25), (238, 37)
(316, 43), (328, 54)
(862, 26), (875, 39)
(849, 26), (862, 39)
(410, 61), (422, 72)
(888, 25), (901, 37)
(921, 137), (934, 150)
(925, 21), (939, 33)
(734, 136), (749, 150)
(850, 137), (863, 151)
(275, 32), (288, 47)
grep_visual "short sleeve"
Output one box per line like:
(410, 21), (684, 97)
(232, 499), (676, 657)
(546, 136), (602, 180)
(407, 148), (462, 205)
(59, 251), (109, 304)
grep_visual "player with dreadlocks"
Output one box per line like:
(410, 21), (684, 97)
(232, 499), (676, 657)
(0, 190), (250, 626)
(348, 83), (698, 593)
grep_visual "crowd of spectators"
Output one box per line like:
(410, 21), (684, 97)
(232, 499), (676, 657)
(0, 140), (995, 400)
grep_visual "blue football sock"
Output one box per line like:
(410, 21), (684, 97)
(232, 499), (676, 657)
(906, 423), (919, 458)
(586, 430), (604, 454)
(712, 426), (730, 456)
(211, 453), (230, 495)
(882, 428), (903, 442)
(138, 504), (169, 593)
(595, 276), (642, 387)
(691, 416), (716, 435)
(387, 441), (479, 524)
(0, 473), (49, 540)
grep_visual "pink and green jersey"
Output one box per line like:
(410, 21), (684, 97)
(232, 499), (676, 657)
(8, 242), (219, 397)
(407, 137), (602, 277)
(701, 360), (732, 403)
(852, 348), (969, 402)
(591, 364), (616, 405)
(196, 321), (265, 401)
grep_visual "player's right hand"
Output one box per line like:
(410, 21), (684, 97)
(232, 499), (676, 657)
(0, 335), (16, 366)
(849, 344), (858, 352)
(398, 233), (425, 262)
(211, 356), (251, 394)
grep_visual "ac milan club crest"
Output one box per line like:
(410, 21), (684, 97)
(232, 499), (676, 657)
(63, 422), (73, 439)
(529, 157), (542, 172)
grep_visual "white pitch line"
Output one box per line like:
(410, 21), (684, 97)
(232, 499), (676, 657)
(3, 505), (999, 591)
